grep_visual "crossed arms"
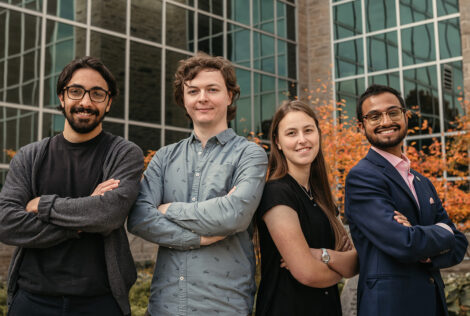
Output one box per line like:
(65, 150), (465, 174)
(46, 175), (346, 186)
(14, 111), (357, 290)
(0, 141), (144, 248)
(345, 166), (467, 267)
(127, 143), (268, 250)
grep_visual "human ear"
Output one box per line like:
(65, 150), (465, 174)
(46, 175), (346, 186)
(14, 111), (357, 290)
(105, 98), (112, 113)
(58, 93), (65, 108)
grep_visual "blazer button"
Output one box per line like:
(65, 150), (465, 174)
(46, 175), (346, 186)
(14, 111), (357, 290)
(429, 277), (435, 284)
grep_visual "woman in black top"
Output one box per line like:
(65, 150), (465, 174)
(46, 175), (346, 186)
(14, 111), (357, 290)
(256, 100), (358, 316)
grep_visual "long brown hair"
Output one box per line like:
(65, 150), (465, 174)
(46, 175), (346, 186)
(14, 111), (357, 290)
(268, 100), (347, 250)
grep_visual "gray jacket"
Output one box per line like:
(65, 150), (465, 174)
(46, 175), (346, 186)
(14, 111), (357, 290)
(0, 134), (144, 315)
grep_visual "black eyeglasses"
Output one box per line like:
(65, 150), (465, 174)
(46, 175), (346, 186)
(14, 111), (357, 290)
(362, 107), (406, 126)
(63, 86), (110, 103)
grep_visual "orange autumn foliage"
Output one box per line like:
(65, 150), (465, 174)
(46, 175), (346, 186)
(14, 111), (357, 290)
(307, 86), (470, 232)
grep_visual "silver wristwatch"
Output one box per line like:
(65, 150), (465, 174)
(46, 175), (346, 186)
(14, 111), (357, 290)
(321, 248), (330, 264)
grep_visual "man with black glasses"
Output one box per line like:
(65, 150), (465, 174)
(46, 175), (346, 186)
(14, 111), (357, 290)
(0, 56), (143, 316)
(345, 84), (468, 316)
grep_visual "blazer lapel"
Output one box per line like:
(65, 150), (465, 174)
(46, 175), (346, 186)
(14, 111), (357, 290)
(411, 171), (431, 224)
(365, 149), (421, 217)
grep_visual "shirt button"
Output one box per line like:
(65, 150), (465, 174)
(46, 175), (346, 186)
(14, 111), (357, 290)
(198, 151), (202, 155)
(325, 291), (328, 295)
(191, 197), (196, 201)
(195, 172), (200, 177)
(180, 276), (184, 281)
(429, 277), (435, 284)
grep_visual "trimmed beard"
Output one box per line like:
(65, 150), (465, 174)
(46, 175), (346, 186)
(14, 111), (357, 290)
(64, 105), (106, 134)
(365, 124), (407, 150)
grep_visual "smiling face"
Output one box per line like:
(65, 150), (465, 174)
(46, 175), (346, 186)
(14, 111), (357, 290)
(276, 110), (320, 173)
(359, 92), (407, 156)
(59, 68), (111, 140)
(183, 69), (232, 134)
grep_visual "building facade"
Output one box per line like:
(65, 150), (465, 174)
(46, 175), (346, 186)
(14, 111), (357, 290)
(0, 0), (468, 277)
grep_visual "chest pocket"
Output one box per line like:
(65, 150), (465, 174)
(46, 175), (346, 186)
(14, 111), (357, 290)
(200, 163), (236, 199)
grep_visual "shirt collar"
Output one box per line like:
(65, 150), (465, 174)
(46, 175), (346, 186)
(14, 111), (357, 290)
(371, 146), (410, 169)
(190, 128), (236, 145)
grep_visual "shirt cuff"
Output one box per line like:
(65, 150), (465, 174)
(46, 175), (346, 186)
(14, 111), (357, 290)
(166, 202), (197, 221)
(435, 223), (454, 235)
(37, 194), (57, 222)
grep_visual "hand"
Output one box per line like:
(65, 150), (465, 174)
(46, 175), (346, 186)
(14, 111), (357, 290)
(338, 234), (353, 252)
(26, 197), (40, 213)
(200, 235), (226, 246)
(420, 258), (432, 263)
(158, 203), (171, 215)
(228, 186), (236, 195)
(394, 210), (411, 227)
(91, 179), (120, 196)
(280, 257), (289, 270)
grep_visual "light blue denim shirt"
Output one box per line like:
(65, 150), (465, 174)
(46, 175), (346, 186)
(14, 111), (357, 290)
(127, 128), (268, 316)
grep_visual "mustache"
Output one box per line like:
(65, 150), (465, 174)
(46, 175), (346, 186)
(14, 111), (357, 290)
(374, 124), (401, 133)
(70, 106), (99, 116)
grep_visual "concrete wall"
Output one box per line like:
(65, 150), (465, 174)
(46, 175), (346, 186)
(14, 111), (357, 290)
(297, 0), (334, 105)
(460, 0), (470, 99)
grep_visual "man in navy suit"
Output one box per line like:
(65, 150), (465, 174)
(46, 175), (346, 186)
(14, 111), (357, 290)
(345, 84), (468, 316)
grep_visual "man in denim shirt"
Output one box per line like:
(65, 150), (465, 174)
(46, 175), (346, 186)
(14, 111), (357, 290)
(128, 53), (268, 316)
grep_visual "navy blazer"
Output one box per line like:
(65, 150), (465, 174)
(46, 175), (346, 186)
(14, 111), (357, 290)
(345, 149), (468, 316)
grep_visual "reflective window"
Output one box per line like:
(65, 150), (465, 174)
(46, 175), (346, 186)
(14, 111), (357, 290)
(253, 0), (274, 33)
(285, 3), (296, 41)
(438, 18), (461, 60)
(227, 0), (250, 26)
(129, 125), (161, 154)
(90, 31), (126, 119)
(44, 21), (86, 108)
(335, 38), (364, 78)
(401, 24), (435, 66)
(365, 0), (396, 32)
(198, 14), (223, 57)
(0, 107), (38, 164)
(2, 11), (41, 106)
(165, 130), (191, 147)
(254, 32), (275, 74)
(400, 0), (433, 25)
(129, 42), (161, 124)
(47, 0), (87, 23)
(403, 66), (440, 134)
(165, 50), (191, 129)
(369, 72), (400, 91)
(335, 79), (365, 121)
(287, 42), (296, 79)
(367, 31), (398, 72)
(254, 73), (276, 138)
(441, 61), (464, 130)
(166, 3), (194, 51)
(0, 0), (42, 11)
(333, 0), (362, 40)
(199, 0), (223, 16)
(43, 113), (65, 138)
(233, 68), (251, 136)
(277, 40), (287, 77)
(102, 121), (124, 137)
(90, 0), (126, 33)
(131, 0), (162, 43)
(437, 0), (459, 16)
(227, 23), (250, 67)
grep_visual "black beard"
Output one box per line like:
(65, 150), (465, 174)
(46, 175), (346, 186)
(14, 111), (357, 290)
(65, 106), (105, 134)
(365, 124), (407, 150)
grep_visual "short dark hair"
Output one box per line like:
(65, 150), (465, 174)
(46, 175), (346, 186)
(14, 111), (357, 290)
(356, 84), (406, 122)
(173, 52), (240, 122)
(56, 56), (118, 112)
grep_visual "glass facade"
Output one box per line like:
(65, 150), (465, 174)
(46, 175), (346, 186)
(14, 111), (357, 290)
(0, 0), (297, 185)
(332, 0), (466, 181)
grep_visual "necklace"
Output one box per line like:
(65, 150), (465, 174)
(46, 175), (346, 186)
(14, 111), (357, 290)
(295, 179), (314, 200)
